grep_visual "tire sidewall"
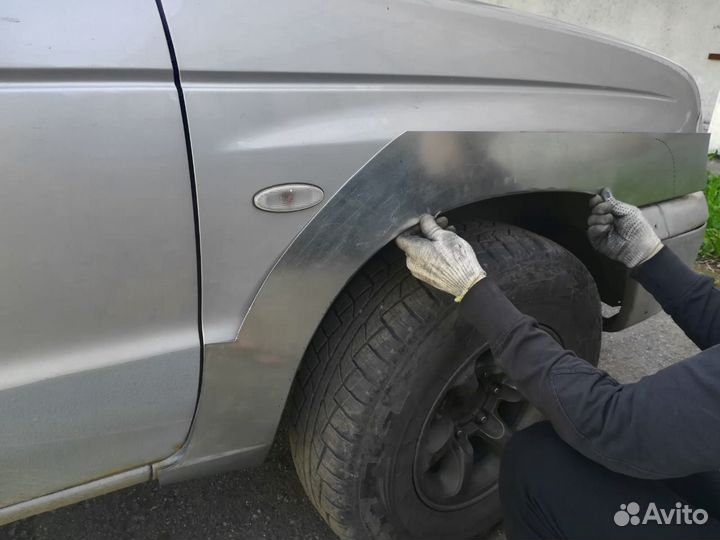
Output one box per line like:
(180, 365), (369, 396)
(355, 238), (600, 539)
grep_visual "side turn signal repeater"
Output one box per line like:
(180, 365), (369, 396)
(253, 183), (324, 212)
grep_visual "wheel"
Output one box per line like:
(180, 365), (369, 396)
(288, 221), (601, 540)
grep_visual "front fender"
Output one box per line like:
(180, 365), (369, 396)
(160, 131), (708, 481)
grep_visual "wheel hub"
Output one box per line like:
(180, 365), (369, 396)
(412, 348), (531, 511)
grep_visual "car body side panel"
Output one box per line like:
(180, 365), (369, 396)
(161, 131), (709, 481)
(163, 0), (699, 110)
(177, 84), (698, 346)
(158, 0), (706, 480)
(0, 1), (170, 71)
(0, 1), (200, 506)
(162, 0), (701, 347)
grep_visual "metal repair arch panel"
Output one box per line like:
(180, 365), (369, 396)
(160, 131), (709, 481)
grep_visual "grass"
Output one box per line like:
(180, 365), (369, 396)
(700, 171), (720, 258)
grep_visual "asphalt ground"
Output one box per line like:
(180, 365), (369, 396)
(1, 311), (698, 540)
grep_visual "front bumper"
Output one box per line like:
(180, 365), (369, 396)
(603, 191), (708, 331)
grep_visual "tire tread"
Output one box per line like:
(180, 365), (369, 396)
(288, 221), (600, 539)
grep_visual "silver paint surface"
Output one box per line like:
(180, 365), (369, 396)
(0, 1), (200, 506)
(0, 1), (170, 71)
(0, 466), (151, 525)
(163, 0), (701, 345)
(160, 0), (706, 480)
(162, 131), (709, 480)
(0, 0), (710, 509)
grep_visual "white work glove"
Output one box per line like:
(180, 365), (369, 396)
(396, 214), (486, 302)
(587, 188), (663, 268)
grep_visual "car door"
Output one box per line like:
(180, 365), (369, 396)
(0, 1), (200, 506)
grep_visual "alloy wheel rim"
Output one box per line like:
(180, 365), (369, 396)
(412, 327), (560, 511)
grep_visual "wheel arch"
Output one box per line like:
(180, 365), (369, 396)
(159, 131), (708, 482)
(445, 191), (625, 308)
(276, 190), (620, 445)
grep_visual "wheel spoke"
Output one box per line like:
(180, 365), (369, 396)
(414, 347), (537, 509)
(492, 383), (524, 403)
(434, 436), (474, 498)
(454, 434), (476, 496)
(441, 366), (484, 420)
(425, 416), (454, 453)
(475, 412), (514, 452)
(475, 362), (504, 381)
(420, 416), (455, 470)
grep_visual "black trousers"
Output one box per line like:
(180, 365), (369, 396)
(498, 422), (720, 539)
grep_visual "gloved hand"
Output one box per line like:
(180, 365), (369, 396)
(587, 188), (662, 268)
(396, 214), (486, 302)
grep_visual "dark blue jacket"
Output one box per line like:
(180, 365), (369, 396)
(461, 247), (720, 479)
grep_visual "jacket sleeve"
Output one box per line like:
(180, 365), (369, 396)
(460, 277), (720, 479)
(632, 246), (720, 350)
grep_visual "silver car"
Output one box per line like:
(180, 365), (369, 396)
(0, 1), (709, 538)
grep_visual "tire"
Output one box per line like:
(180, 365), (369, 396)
(288, 221), (601, 540)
